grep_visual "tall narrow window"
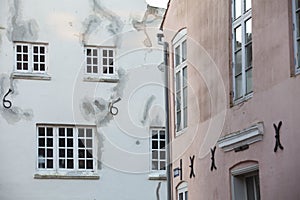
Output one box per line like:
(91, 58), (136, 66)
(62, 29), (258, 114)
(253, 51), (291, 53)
(177, 182), (188, 200)
(151, 128), (166, 172)
(232, 0), (252, 101)
(293, 0), (300, 74)
(173, 29), (187, 133)
(232, 166), (260, 200)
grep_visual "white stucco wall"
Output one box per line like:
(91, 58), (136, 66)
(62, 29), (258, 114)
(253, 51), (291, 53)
(0, 0), (167, 199)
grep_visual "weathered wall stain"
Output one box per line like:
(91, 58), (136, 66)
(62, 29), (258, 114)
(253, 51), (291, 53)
(80, 68), (128, 127)
(132, 5), (164, 47)
(81, 0), (124, 46)
(141, 95), (155, 125)
(156, 182), (161, 200)
(95, 128), (104, 169)
(6, 0), (39, 42)
(0, 74), (33, 124)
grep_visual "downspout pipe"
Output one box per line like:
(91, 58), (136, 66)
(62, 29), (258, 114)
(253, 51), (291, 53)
(157, 30), (172, 200)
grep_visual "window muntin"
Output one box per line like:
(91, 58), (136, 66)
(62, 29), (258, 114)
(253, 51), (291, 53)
(151, 128), (166, 171)
(174, 35), (187, 133)
(85, 46), (116, 76)
(232, 0), (252, 101)
(37, 125), (96, 172)
(15, 43), (48, 73)
(293, 0), (300, 73)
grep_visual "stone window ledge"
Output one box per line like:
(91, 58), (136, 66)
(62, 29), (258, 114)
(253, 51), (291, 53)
(218, 122), (264, 152)
(11, 72), (51, 80)
(34, 173), (100, 180)
(148, 172), (167, 180)
(83, 76), (119, 83)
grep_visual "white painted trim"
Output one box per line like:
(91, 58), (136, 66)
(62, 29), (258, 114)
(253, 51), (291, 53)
(231, 164), (259, 176)
(218, 122), (264, 152)
(172, 28), (187, 45)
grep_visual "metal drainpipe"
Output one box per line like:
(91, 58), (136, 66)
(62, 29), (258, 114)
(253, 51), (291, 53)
(163, 41), (172, 200)
(157, 31), (171, 200)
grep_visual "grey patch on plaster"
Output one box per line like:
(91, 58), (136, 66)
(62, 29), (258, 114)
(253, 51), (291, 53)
(95, 128), (104, 170)
(81, 0), (124, 46)
(156, 182), (161, 200)
(81, 15), (102, 45)
(111, 68), (128, 100)
(150, 114), (163, 127)
(0, 74), (33, 124)
(157, 62), (165, 72)
(80, 68), (128, 127)
(132, 5), (164, 47)
(80, 97), (113, 127)
(6, 0), (39, 42)
(141, 95), (156, 125)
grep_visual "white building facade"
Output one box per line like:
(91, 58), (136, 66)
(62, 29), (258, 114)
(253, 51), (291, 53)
(0, 0), (167, 199)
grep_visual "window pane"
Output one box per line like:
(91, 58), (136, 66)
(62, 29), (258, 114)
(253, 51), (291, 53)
(182, 40), (187, 62)
(234, 0), (242, 19)
(235, 50), (242, 75)
(152, 130), (158, 139)
(87, 160), (93, 169)
(245, 18), (252, 43)
(175, 46), (180, 66)
(185, 191), (188, 200)
(160, 141), (165, 149)
(255, 175), (261, 200)
(246, 67), (253, 94)
(103, 49), (107, 57)
(152, 161), (158, 170)
(152, 141), (158, 149)
(297, 12), (300, 37)
(296, 0), (300, 9)
(79, 160), (85, 169)
(245, 43), (252, 68)
(183, 67), (187, 87)
(235, 26), (242, 50)
(160, 151), (166, 159)
(176, 72), (181, 91)
(235, 74), (243, 99)
(245, 0), (251, 11)
(246, 177), (255, 200)
(109, 50), (113, 57)
(160, 161), (166, 170)
(183, 107), (187, 128)
(176, 92), (181, 111)
(86, 129), (93, 137)
(179, 193), (183, 200)
(78, 128), (84, 137)
(176, 111), (182, 131)
(152, 151), (158, 159)
(298, 41), (300, 68)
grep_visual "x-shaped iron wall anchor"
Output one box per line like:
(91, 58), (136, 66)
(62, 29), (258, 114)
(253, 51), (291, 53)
(273, 121), (284, 152)
(210, 146), (217, 171)
(189, 155), (195, 178)
(2, 89), (12, 109)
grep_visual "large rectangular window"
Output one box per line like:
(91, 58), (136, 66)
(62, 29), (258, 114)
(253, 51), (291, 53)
(173, 30), (187, 133)
(85, 46), (116, 77)
(293, 0), (300, 74)
(232, 0), (252, 101)
(151, 128), (166, 172)
(15, 42), (48, 73)
(37, 125), (96, 173)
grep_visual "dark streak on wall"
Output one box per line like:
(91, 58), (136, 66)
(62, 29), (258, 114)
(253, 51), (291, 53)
(156, 182), (161, 200)
(0, 74), (33, 124)
(7, 0), (39, 42)
(141, 95), (155, 125)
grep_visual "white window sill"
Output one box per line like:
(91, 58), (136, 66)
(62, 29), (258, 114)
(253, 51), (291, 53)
(233, 92), (253, 106)
(218, 122), (264, 152)
(148, 172), (167, 180)
(175, 127), (188, 137)
(11, 72), (51, 80)
(83, 75), (119, 83)
(34, 172), (99, 180)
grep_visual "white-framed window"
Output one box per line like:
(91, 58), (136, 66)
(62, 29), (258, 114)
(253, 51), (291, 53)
(232, 0), (252, 102)
(85, 46), (116, 77)
(14, 42), (48, 73)
(177, 182), (188, 200)
(151, 128), (166, 172)
(37, 124), (97, 174)
(292, 0), (300, 74)
(173, 29), (187, 133)
(231, 165), (260, 200)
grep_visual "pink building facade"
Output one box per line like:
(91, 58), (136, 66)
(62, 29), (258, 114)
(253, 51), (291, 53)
(162, 0), (300, 199)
